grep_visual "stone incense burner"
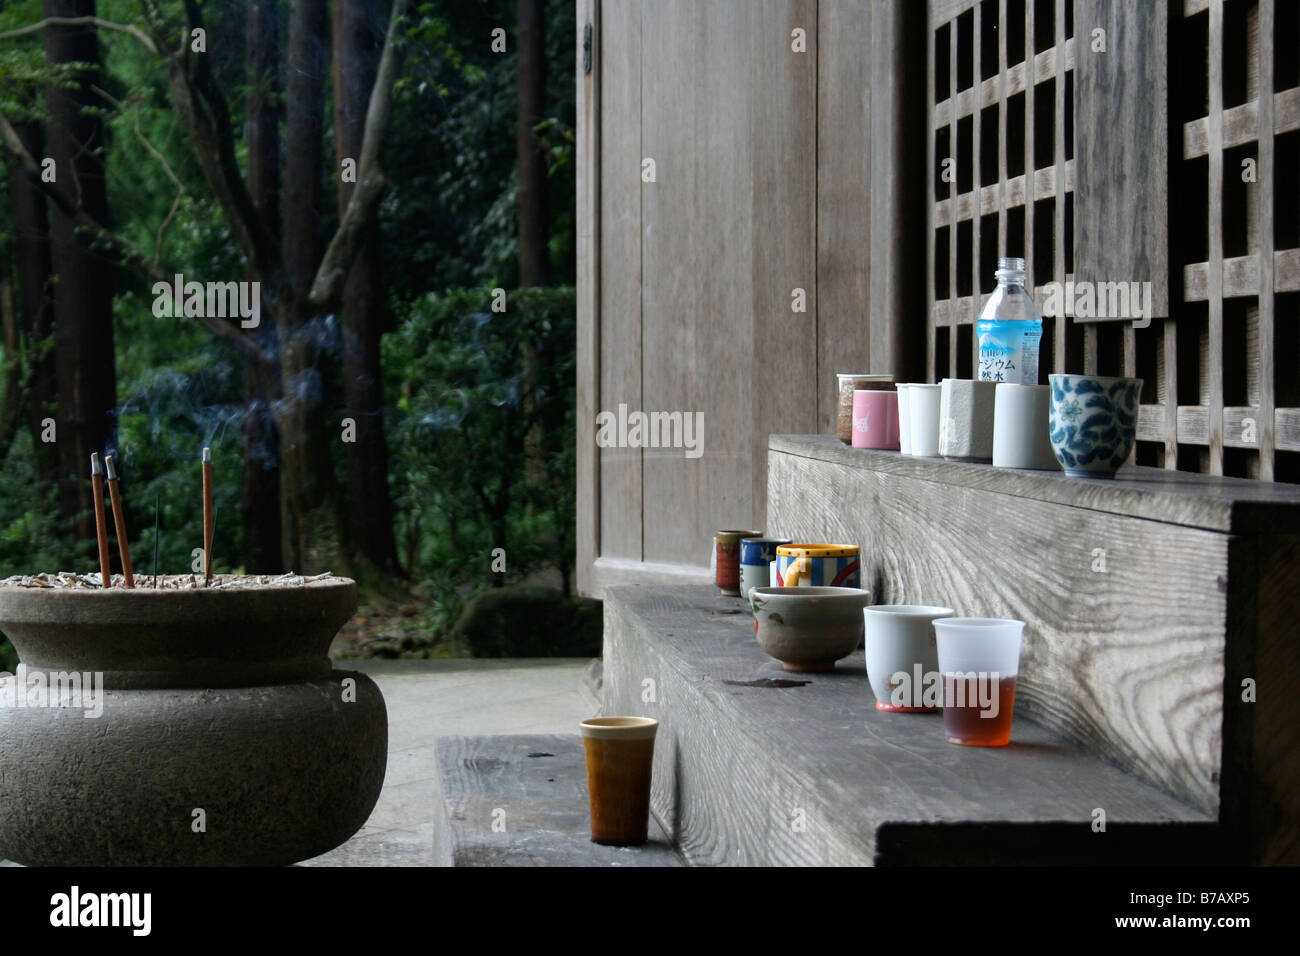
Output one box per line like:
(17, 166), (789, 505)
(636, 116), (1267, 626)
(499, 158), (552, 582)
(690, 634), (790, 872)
(0, 575), (387, 866)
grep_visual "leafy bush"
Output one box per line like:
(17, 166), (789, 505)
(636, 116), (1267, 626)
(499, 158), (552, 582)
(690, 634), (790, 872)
(384, 286), (575, 609)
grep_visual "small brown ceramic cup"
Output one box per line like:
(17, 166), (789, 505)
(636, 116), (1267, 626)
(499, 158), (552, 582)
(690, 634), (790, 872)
(714, 530), (762, 595)
(580, 716), (658, 846)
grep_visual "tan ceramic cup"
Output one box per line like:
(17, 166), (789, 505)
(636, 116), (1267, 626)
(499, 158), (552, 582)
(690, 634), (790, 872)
(580, 716), (658, 846)
(715, 530), (763, 595)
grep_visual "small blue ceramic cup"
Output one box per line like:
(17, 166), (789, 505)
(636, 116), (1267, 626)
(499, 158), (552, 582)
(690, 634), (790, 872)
(738, 538), (791, 599)
(1048, 374), (1143, 477)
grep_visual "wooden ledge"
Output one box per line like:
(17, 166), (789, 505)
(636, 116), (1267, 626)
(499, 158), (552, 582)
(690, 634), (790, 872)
(769, 434), (1300, 535)
(603, 586), (1220, 866)
(431, 733), (683, 867)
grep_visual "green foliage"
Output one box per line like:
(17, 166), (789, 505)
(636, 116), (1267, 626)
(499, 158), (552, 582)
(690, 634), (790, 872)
(0, 429), (70, 574)
(0, 289), (245, 581)
(112, 291), (246, 579)
(385, 286), (576, 608)
(384, 0), (576, 296)
(0, 1), (578, 658)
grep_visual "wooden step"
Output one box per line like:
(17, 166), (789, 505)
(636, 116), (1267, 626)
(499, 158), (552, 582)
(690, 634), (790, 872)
(431, 733), (684, 866)
(603, 586), (1223, 866)
(766, 435), (1300, 862)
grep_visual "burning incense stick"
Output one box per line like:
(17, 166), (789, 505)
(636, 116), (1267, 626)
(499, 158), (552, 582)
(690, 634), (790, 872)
(202, 447), (213, 585)
(153, 494), (160, 589)
(90, 453), (112, 588)
(105, 455), (134, 588)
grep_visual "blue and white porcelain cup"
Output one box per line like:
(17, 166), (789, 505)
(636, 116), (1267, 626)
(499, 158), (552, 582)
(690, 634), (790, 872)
(1048, 374), (1143, 477)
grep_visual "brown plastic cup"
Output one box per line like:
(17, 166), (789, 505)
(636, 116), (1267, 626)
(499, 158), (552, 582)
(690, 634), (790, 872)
(580, 716), (658, 846)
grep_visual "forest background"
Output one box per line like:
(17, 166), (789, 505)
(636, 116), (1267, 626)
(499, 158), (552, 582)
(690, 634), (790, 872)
(0, 0), (578, 664)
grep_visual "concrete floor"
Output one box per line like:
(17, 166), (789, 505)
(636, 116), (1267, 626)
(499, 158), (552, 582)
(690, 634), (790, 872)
(301, 658), (598, 866)
(1, 659), (599, 867)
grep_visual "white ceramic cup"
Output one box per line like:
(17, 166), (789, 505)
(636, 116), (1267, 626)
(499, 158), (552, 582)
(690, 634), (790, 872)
(993, 383), (1061, 470)
(769, 560), (779, 587)
(897, 384), (914, 455)
(939, 378), (998, 460)
(863, 605), (954, 711)
(908, 384), (943, 457)
(739, 563), (768, 601)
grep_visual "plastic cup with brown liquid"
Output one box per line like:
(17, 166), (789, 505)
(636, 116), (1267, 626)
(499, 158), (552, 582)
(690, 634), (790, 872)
(933, 618), (1025, 746)
(580, 716), (658, 845)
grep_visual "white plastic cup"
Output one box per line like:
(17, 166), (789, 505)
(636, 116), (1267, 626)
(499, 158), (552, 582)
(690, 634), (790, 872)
(897, 385), (913, 455)
(908, 384), (943, 458)
(933, 617), (1025, 746)
(993, 383), (1060, 470)
(934, 617), (1023, 675)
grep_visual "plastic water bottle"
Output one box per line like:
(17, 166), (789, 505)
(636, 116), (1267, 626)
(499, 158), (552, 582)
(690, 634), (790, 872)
(976, 257), (1042, 384)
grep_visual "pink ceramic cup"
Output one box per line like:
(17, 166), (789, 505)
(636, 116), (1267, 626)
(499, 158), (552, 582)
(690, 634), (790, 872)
(851, 389), (900, 450)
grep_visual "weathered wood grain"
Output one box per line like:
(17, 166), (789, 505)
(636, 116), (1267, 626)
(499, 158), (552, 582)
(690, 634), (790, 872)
(1184, 249), (1300, 299)
(749, 0), (819, 528)
(1218, 530), (1300, 864)
(948, 0), (959, 380)
(576, 0), (601, 594)
(582, 0), (924, 589)
(1255, 0), (1277, 479)
(431, 734), (682, 866)
(930, 0), (980, 24)
(603, 586), (1214, 867)
(816, 0), (868, 431)
(768, 434), (1300, 533)
(1208, 0), (1225, 474)
(1073, 0), (1170, 320)
(1142, 405), (1300, 453)
(817, 0), (874, 428)
(639, 0), (711, 561)
(1246, 533), (1300, 862)
(933, 40), (1078, 124)
(816, 0), (924, 397)
(597, 0), (642, 561)
(926, 3), (937, 385)
(1052, 0), (1067, 376)
(934, 161), (1076, 224)
(1183, 87), (1300, 158)
(1164, 317), (1180, 467)
(590, 555), (711, 601)
(768, 447), (1229, 813)
(635, 0), (819, 557)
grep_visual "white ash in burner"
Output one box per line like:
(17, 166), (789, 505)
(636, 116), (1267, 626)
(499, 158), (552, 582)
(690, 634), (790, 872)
(0, 572), (338, 589)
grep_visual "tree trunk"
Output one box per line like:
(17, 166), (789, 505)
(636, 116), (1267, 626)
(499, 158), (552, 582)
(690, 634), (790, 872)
(333, 0), (401, 577)
(44, 0), (115, 550)
(6, 120), (58, 488)
(278, 0), (340, 574)
(516, 0), (548, 288)
(0, 250), (24, 465)
(242, 0), (284, 573)
(517, 0), (549, 487)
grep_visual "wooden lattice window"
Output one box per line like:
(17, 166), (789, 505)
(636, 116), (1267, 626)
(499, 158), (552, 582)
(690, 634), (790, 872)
(1155, 0), (1300, 481)
(928, 0), (1300, 483)
(927, 0), (1078, 384)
